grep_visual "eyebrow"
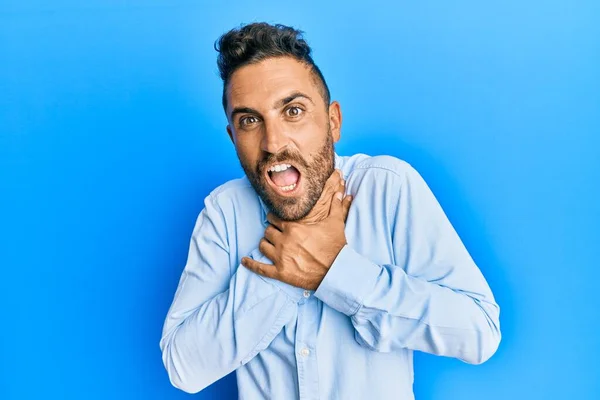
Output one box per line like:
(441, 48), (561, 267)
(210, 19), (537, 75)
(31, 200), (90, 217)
(230, 91), (314, 120)
(274, 91), (314, 109)
(230, 107), (258, 120)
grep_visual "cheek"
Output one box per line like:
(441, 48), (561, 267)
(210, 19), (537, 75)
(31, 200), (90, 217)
(290, 120), (328, 154)
(235, 140), (262, 165)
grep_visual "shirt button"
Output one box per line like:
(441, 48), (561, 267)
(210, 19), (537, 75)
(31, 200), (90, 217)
(303, 290), (310, 298)
(300, 348), (310, 357)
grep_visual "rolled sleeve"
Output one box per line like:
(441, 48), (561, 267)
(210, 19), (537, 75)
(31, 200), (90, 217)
(314, 244), (382, 316)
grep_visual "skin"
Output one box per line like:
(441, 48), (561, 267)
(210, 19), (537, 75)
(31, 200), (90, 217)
(247, 175), (352, 290)
(226, 56), (341, 221)
(225, 56), (352, 289)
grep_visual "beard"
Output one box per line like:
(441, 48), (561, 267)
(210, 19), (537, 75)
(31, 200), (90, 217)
(237, 130), (335, 221)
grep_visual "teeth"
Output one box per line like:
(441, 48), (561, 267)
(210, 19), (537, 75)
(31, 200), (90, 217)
(269, 163), (291, 173)
(279, 183), (297, 192)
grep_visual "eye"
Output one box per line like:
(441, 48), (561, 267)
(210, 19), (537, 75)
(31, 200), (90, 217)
(239, 115), (259, 127)
(285, 106), (304, 118)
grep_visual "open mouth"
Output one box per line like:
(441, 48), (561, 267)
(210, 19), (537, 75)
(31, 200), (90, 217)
(265, 162), (303, 197)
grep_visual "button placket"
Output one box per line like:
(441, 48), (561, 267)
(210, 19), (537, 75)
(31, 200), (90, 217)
(295, 294), (321, 399)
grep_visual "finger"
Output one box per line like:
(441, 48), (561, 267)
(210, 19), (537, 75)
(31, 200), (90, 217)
(322, 171), (345, 203)
(328, 188), (345, 218)
(264, 224), (282, 245)
(337, 180), (346, 195)
(241, 257), (277, 279)
(323, 169), (343, 194)
(258, 238), (277, 262)
(342, 195), (353, 223)
(266, 213), (285, 231)
(325, 180), (346, 215)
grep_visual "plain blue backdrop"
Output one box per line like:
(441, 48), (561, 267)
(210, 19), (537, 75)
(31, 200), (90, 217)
(1, 1), (599, 399)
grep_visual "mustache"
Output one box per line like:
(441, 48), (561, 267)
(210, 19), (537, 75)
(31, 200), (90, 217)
(256, 149), (308, 174)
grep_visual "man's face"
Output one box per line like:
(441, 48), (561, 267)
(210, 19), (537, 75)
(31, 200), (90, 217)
(225, 57), (342, 221)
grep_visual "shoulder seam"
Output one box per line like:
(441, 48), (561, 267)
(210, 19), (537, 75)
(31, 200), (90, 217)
(352, 159), (409, 223)
(352, 163), (408, 179)
(209, 179), (252, 204)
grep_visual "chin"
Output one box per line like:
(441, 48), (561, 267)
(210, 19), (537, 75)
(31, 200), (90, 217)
(264, 192), (313, 222)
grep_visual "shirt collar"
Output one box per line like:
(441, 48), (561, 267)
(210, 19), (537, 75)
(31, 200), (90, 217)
(258, 152), (343, 225)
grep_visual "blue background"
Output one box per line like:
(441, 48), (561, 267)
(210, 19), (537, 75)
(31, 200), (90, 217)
(1, 1), (599, 399)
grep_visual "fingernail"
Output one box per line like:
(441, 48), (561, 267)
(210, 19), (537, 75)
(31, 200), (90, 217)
(336, 192), (343, 200)
(341, 180), (345, 186)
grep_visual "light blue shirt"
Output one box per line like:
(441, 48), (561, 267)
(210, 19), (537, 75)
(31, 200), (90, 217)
(160, 153), (501, 399)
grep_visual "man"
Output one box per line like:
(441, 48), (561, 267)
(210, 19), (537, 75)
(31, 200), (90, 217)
(160, 22), (501, 399)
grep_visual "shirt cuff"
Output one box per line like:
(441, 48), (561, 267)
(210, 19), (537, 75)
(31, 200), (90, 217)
(314, 244), (382, 316)
(249, 248), (304, 303)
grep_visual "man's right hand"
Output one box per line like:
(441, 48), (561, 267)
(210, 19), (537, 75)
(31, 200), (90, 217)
(299, 169), (352, 225)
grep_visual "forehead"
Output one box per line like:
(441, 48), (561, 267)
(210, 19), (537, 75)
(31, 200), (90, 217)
(226, 57), (317, 111)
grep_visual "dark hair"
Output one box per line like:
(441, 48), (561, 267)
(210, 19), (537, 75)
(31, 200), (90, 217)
(214, 22), (331, 113)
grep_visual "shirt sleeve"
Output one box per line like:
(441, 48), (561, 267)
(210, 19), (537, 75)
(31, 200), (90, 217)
(159, 194), (301, 394)
(314, 163), (501, 365)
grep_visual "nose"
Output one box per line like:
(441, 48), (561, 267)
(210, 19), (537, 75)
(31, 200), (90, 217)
(260, 117), (289, 154)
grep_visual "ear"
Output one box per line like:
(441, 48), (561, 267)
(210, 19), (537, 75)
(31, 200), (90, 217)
(328, 101), (342, 143)
(226, 125), (235, 144)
